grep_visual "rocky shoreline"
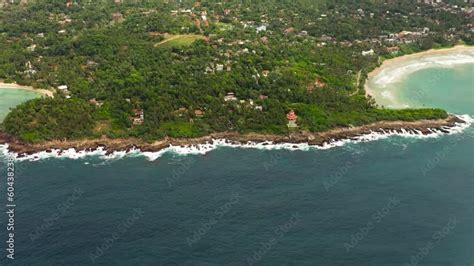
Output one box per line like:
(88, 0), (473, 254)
(0, 115), (466, 157)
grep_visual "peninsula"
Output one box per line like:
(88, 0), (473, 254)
(0, 0), (472, 155)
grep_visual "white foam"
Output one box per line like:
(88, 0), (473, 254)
(371, 51), (474, 88)
(380, 90), (395, 100)
(1, 115), (471, 162)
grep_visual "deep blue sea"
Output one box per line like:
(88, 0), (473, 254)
(0, 58), (473, 265)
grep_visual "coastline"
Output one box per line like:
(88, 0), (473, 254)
(365, 45), (474, 98)
(1, 46), (472, 158)
(0, 115), (467, 158)
(0, 82), (54, 98)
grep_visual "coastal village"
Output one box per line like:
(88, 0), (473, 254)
(0, 0), (471, 141)
(12, 1), (474, 80)
(0, 2), (472, 265)
(7, 0), (472, 128)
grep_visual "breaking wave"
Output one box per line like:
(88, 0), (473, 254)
(1, 115), (471, 162)
(371, 50), (474, 88)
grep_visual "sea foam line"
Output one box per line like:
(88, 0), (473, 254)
(372, 52), (474, 87)
(1, 115), (472, 162)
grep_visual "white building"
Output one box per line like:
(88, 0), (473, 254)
(224, 92), (237, 102)
(57, 85), (68, 91)
(362, 49), (375, 56)
(256, 25), (267, 33)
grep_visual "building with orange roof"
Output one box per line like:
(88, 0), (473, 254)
(287, 110), (298, 128)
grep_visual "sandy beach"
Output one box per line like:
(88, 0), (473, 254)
(0, 82), (54, 97)
(365, 45), (474, 99)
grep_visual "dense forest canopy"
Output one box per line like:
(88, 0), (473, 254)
(1, 0), (471, 142)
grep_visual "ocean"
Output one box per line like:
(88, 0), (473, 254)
(0, 54), (473, 265)
(0, 88), (41, 121)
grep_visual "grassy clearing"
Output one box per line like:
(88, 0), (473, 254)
(214, 22), (233, 32)
(154, 34), (206, 48)
(158, 121), (203, 138)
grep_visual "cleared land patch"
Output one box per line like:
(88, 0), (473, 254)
(154, 34), (207, 48)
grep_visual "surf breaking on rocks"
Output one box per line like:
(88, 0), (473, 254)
(1, 115), (471, 162)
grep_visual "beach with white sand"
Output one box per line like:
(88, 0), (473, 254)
(0, 82), (54, 98)
(365, 45), (474, 108)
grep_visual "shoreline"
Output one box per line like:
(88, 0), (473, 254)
(365, 45), (474, 99)
(0, 82), (54, 98)
(0, 115), (467, 158)
(1, 46), (472, 158)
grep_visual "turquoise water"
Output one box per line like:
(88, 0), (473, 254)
(0, 88), (41, 121)
(0, 62), (473, 265)
(398, 64), (474, 114)
(367, 49), (474, 109)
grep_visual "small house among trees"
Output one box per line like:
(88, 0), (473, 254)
(194, 109), (205, 117)
(131, 109), (144, 125)
(224, 92), (237, 102)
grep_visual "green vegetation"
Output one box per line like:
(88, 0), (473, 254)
(289, 103), (448, 132)
(158, 122), (203, 138)
(3, 98), (94, 143)
(0, 0), (466, 142)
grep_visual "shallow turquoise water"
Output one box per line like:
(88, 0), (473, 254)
(0, 88), (41, 121)
(367, 49), (474, 109)
(0, 62), (473, 265)
(398, 64), (473, 114)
